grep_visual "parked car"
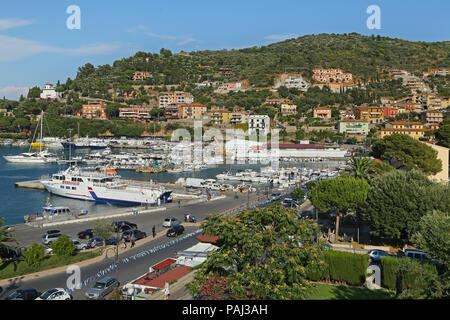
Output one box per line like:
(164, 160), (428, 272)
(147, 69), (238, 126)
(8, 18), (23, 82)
(163, 217), (178, 227)
(368, 249), (389, 262)
(77, 229), (94, 239)
(0, 245), (21, 261)
(71, 239), (89, 251)
(105, 238), (120, 246)
(404, 249), (439, 265)
(122, 229), (146, 242)
(35, 288), (72, 300)
(42, 232), (62, 246)
(6, 288), (41, 300)
(281, 198), (299, 208)
(167, 225), (185, 237)
(85, 277), (120, 300)
(112, 221), (137, 232)
(87, 237), (104, 248)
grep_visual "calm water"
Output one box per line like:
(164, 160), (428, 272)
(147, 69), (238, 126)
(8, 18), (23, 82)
(0, 146), (343, 226)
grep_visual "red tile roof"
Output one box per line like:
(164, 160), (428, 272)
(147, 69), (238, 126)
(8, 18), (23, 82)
(132, 266), (191, 289)
(152, 258), (176, 271)
(196, 234), (219, 244)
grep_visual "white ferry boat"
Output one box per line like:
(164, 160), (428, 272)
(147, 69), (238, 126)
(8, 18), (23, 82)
(40, 167), (172, 206)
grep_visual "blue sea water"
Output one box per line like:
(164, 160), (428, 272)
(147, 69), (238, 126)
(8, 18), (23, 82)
(0, 146), (343, 226)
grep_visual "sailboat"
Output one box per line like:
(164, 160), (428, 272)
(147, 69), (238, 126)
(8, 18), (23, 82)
(3, 111), (58, 164)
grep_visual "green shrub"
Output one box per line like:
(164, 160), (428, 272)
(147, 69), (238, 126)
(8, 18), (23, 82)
(50, 235), (76, 257)
(380, 257), (438, 291)
(22, 243), (46, 268)
(306, 250), (369, 286)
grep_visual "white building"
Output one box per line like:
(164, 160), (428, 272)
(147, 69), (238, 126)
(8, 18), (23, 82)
(40, 83), (62, 99)
(176, 242), (218, 267)
(248, 115), (270, 136)
(280, 77), (310, 91)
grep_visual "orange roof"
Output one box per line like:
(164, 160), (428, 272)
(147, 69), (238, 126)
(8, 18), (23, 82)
(196, 234), (219, 244)
(132, 266), (191, 289)
(381, 128), (431, 132)
(152, 258), (176, 271)
(340, 119), (369, 123)
(390, 121), (423, 125)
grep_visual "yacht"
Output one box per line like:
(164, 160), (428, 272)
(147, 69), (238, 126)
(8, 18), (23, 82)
(3, 111), (59, 164)
(40, 166), (172, 206)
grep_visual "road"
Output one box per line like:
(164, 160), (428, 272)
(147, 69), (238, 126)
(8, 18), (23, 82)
(0, 189), (281, 300)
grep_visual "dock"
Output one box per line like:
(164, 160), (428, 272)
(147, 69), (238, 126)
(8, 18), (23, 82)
(15, 180), (45, 190)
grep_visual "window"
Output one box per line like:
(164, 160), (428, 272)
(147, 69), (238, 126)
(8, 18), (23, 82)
(72, 187), (77, 190)
(66, 186), (70, 189)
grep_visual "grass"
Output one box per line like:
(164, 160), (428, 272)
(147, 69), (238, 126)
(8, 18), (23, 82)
(304, 283), (395, 300)
(0, 249), (102, 280)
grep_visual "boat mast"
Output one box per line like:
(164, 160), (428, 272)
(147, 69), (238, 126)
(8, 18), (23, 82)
(40, 110), (43, 153)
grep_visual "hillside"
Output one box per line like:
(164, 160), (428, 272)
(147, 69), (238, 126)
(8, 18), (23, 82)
(61, 33), (449, 97)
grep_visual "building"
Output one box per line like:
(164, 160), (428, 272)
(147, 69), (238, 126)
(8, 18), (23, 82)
(277, 75), (310, 91)
(354, 106), (384, 124)
(132, 71), (150, 81)
(280, 102), (297, 115)
(230, 111), (250, 125)
(421, 110), (444, 129)
(214, 82), (242, 93)
(176, 242), (218, 267)
(378, 121), (432, 140)
(338, 119), (369, 136)
(312, 68), (353, 83)
(389, 70), (410, 77)
(78, 101), (107, 119)
(313, 107), (332, 119)
(248, 115), (270, 135)
(40, 83), (62, 100)
(119, 106), (152, 120)
(178, 103), (207, 120)
(159, 91), (194, 108)
(164, 104), (181, 120)
(422, 142), (449, 184)
(383, 107), (399, 119)
(210, 110), (233, 125)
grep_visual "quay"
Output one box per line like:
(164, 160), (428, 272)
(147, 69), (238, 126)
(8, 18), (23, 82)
(14, 180), (45, 190)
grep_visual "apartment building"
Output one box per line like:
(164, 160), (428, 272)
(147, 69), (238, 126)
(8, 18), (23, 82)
(78, 101), (107, 119)
(248, 115), (270, 135)
(164, 104), (181, 120)
(383, 107), (399, 119)
(280, 102), (297, 115)
(421, 110), (444, 129)
(378, 121), (431, 140)
(214, 82), (242, 94)
(178, 103), (207, 120)
(119, 106), (152, 120)
(354, 106), (384, 124)
(338, 119), (369, 136)
(313, 107), (332, 119)
(312, 68), (353, 83)
(210, 110), (233, 125)
(277, 75), (310, 91)
(159, 91), (194, 108)
(230, 112), (250, 125)
(389, 70), (410, 77)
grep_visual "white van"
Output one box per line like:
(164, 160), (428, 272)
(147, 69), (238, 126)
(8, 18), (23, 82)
(42, 233), (62, 246)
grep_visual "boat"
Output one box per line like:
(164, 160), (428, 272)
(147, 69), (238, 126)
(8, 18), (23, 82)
(3, 111), (59, 164)
(40, 166), (172, 206)
(61, 137), (109, 150)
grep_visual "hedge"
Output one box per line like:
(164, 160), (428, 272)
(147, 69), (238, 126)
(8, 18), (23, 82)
(306, 250), (369, 286)
(380, 257), (438, 291)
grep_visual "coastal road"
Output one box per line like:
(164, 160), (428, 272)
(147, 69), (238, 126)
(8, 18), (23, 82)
(9, 190), (267, 248)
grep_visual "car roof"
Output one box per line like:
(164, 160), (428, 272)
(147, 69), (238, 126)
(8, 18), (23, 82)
(97, 277), (114, 283)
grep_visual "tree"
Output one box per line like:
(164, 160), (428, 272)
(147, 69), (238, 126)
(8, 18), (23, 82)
(349, 156), (373, 179)
(371, 134), (442, 175)
(0, 217), (19, 248)
(93, 221), (115, 247)
(309, 177), (370, 242)
(411, 210), (450, 267)
(23, 243), (46, 268)
(187, 205), (325, 300)
(360, 170), (450, 244)
(27, 87), (41, 99)
(435, 119), (450, 148)
(290, 188), (305, 201)
(50, 235), (76, 257)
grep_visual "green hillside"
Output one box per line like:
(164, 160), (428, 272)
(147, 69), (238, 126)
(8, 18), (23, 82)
(61, 32), (449, 97)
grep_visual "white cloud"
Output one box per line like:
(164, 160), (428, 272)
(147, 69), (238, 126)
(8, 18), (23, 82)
(0, 86), (29, 100)
(128, 25), (197, 46)
(0, 35), (123, 62)
(0, 18), (34, 30)
(264, 34), (299, 41)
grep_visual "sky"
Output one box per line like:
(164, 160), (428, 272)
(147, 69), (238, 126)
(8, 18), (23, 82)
(0, 0), (448, 100)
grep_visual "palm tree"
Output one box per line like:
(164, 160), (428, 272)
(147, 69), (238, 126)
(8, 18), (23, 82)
(0, 218), (19, 250)
(349, 156), (373, 180)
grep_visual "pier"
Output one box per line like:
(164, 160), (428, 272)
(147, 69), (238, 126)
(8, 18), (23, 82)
(14, 180), (45, 190)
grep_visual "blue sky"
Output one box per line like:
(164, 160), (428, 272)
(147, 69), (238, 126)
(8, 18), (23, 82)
(0, 0), (448, 100)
